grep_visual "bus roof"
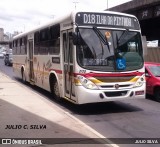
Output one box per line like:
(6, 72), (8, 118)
(13, 12), (72, 39)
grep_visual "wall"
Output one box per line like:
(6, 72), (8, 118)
(144, 47), (160, 63)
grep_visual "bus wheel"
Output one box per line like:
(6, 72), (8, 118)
(51, 79), (61, 102)
(21, 69), (26, 83)
(154, 88), (160, 102)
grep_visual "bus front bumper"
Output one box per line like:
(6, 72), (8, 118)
(75, 85), (146, 104)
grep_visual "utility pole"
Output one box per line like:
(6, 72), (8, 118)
(107, 0), (108, 10)
(73, 1), (79, 10)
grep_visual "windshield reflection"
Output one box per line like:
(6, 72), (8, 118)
(148, 66), (160, 77)
(76, 28), (143, 72)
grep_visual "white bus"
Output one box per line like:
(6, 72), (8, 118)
(12, 11), (146, 104)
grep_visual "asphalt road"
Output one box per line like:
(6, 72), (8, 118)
(1, 58), (160, 147)
(0, 58), (14, 79)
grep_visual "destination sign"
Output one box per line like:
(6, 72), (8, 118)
(75, 12), (140, 30)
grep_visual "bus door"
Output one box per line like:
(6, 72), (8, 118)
(28, 39), (34, 82)
(62, 30), (76, 101)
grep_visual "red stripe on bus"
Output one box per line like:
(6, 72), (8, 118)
(46, 69), (143, 77)
(49, 69), (62, 74)
(73, 72), (144, 77)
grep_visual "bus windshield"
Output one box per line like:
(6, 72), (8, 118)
(76, 28), (143, 72)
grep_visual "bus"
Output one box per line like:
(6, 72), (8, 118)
(12, 11), (146, 104)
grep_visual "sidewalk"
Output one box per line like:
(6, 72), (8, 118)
(0, 72), (112, 146)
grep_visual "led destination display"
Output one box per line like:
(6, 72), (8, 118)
(75, 12), (140, 29)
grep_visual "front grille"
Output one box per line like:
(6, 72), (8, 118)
(101, 85), (114, 88)
(100, 84), (131, 89)
(119, 84), (131, 87)
(96, 76), (135, 83)
(104, 91), (128, 97)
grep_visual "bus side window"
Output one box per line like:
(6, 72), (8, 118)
(13, 40), (17, 55)
(16, 39), (21, 55)
(34, 32), (40, 55)
(49, 24), (60, 55)
(20, 37), (26, 55)
(39, 28), (49, 55)
(69, 32), (73, 63)
(63, 33), (67, 62)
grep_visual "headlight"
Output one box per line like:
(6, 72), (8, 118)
(134, 74), (145, 88)
(77, 75), (99, 90)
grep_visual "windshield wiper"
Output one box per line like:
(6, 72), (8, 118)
(117, 29), (129, 46)
(93, 26), (110, 52)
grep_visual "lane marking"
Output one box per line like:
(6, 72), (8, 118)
(64, 111), (119, 147)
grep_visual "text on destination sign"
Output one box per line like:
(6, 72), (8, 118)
(75, 12), (139, 29)
(83, 14), (132, 27)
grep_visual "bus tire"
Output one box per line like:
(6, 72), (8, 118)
(21, 68), (26, 83)
(50, 78), (61, 102)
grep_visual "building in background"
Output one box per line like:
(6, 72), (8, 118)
(108, 0), (160, 46)
(0, 28), (20, 50)
(0, 28), (21, 41)
(0, 28), (4, 41)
